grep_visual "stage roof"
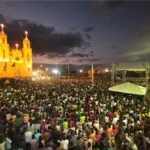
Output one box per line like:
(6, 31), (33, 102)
(109, 82), (147, 95)
(116, 62), (148, 71)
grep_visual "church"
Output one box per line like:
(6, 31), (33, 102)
(0, 24), (32, 78)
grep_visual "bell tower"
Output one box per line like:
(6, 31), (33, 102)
(23, 31), (31, 49)
(0, 24), (9, 62)
(22, 31), (32, 73)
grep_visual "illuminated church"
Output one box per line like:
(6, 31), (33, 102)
(0, 24), (32, 78)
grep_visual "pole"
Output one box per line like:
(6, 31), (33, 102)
(146, 63), (149, 89)
(68, 64), (69, 80)
(56, 63), (58, 79)
(111, 62), (116, 86)
(92, 64), (94, 86)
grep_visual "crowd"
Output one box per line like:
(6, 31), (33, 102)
(0, 79), (150, 150)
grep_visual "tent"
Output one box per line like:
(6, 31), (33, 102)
(109, 82), (147, 96)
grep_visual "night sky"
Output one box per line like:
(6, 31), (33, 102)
(0, 1), (150, 65)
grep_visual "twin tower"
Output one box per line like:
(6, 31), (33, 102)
(0, 24), (32, 78)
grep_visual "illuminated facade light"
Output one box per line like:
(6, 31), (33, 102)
(0, 24), (4, 31)
(15, 43), (19, 49)
(25, 31), (28, 38)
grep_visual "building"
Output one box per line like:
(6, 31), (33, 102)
(0, 24), (32, 78)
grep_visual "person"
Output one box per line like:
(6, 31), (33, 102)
(0, 79), (149, 150)
(76, 136), (84, 150)
(24, 128), (33, 150)
(5, 135), (12, 150)
(0, 139), (5, 150)
(38, 136), (45, 149)
(56, 142), (63, 150)
(35, 129), (42, 141)
(87, 142), (92, 150)
(29, 134), (38, 150)
(60, 136), (69, 150)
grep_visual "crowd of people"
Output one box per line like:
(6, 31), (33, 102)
(0, 78), (150, 150)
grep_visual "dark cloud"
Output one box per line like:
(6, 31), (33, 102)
(47, 53), (61, 59)
(83, 26), (95, 32)
(89, 0), (125, 17)
(69, 27), (76, 31)
(0, 14), (85, 56)
(78, 57), (102, 63)
(0, 14), (5, 23)
(82, 42), (91, 51)
(88, 58), (100, 62)
(90, 51), (94, 54)
(111, 44), (116, 49)
(61, 59), (70, 64)
(85, 33), (92, 40)
(137, 54), (150, 62)
(103, 0), (125, 9)
(70, 53), (89, 58)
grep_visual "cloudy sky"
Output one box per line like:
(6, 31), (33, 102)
(0, 1), (150, 65)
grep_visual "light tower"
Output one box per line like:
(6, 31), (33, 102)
(0, 24), (4, 43)
(0, 23), (9, 62)
(0, 23), (7, 44)
(22, 30), (32, 76)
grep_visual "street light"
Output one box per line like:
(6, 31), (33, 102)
(104, 68), (109, 73)
(52, 68), (60, 75)
(79, 69), (83, 73)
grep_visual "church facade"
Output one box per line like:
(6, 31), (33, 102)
(0, 24), (32, 78)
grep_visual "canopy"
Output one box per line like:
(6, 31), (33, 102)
(109, 82), (147, 95)
(116, 62), (148, 71)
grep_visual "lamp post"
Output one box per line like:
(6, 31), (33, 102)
(79, 69), (83, 73)
(52, 68), (60, 79)
(92, 64), (94, 86)
(68, 64), (70, 80)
